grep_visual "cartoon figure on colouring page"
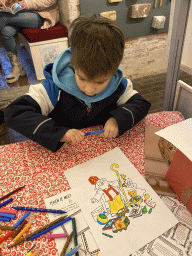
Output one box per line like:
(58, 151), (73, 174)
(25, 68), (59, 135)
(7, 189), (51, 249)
(88, 164), (157, 237)
(89, 176), (125, 216)
(122, 176), (145, 217)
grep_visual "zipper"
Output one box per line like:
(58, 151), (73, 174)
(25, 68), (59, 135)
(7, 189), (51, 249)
(75, 97), (92, 116)
(87, 105), (92, 116)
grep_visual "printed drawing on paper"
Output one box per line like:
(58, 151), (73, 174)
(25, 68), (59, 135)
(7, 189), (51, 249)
(88, 164), (156, 237)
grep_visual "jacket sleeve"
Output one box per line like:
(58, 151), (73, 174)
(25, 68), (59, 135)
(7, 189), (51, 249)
(4, 83), (68, 152)
(25, 0), (58, 10)
(109, 79), (151, 136)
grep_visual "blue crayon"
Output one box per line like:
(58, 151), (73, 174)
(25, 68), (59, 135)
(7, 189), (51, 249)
(0, 198), (13, 208)
(13, 211), (30, 228)
(65, 245), (81, 256)
(85, 130), (105, 136)
(102, 233), (113, 238)
(0, 216), (11, 222)
(0, 212), (16, 219)
(12, 206), (66, 214)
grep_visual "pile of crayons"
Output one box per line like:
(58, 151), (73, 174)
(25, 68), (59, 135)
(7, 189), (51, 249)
(0, 185), (81, 256)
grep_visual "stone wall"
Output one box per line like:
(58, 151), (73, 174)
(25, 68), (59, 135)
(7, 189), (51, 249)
(58, 0), (80, 30)
(58, 0), (168, 79)
(121, 33), (168, 79)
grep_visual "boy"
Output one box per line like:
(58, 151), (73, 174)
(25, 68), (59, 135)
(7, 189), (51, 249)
(5, 15), (151, 152)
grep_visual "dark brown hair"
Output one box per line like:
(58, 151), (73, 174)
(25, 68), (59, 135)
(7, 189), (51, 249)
(69, 15), (125, 80)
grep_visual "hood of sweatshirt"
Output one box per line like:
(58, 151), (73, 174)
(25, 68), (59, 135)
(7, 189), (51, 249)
(51, 47), (123, 106)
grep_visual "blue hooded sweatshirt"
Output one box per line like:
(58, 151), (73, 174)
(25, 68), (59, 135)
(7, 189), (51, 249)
(5, 47), (151, 152)
(52, 47), (123, 106)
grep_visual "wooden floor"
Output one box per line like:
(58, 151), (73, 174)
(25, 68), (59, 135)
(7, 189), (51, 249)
(133, 70), (192, 114)
(0, 44), (192, 147)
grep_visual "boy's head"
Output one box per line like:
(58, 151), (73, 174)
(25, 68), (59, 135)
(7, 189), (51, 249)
(69, 14), (125, 82)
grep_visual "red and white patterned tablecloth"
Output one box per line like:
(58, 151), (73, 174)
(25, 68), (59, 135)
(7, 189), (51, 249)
(0, 111), (184, 255)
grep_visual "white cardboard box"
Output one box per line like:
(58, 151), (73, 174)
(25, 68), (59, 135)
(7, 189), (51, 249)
(18, 33), (68, 80)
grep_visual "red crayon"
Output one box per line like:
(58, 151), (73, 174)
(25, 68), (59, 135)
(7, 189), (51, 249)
(0, 230), (14, 244)
(0, 209), (18, 214)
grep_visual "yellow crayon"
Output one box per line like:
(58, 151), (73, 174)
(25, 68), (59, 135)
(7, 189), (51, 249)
(33, 250), (40, 256)
(25, 248), (39, 256)
(25, 251), (33, 256)
(14, 223), (31, 242)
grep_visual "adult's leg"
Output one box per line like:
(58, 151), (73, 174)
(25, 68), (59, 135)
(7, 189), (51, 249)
(0, 11), (44, 54)
(0, 11), (44, 83)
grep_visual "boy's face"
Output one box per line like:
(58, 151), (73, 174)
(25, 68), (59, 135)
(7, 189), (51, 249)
(75, 68), (112, 97)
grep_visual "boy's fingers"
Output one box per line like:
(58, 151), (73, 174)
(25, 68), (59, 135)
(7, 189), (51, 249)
(104, 128), (117, 139)
(104, 129), (110, 138)
(109, 131), (115, 139)
(72, 134), (79, 144)
(111, 130), (117, 138)
(80, 131), (85, 136)
(71, 131), (84, 144)
(71, 137), (78, 144)
(77, 131), (84, 140)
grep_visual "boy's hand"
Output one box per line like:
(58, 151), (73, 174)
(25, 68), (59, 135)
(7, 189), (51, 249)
(60, 129), (84, 144)
(103, 117), (119, 139)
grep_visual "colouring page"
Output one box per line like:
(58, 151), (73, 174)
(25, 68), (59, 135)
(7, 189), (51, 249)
(44, 190), (99, 256)
(131, 195), (192, 256)
(65, 147), (179, 256)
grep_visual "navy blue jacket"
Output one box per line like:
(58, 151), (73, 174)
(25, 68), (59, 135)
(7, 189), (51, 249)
(5, 54), (151, 152)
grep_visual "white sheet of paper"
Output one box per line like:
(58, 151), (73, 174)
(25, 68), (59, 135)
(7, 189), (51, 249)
(44, 190), (99, 255)
(155, 118), (192, 161)
(65, 147), (179, 256)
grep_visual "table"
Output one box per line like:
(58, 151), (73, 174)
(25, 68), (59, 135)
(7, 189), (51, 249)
(0, 111), (184, 255)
